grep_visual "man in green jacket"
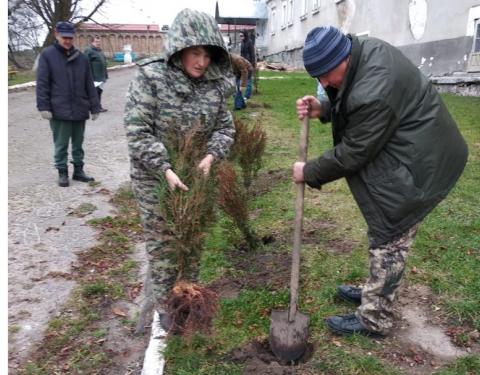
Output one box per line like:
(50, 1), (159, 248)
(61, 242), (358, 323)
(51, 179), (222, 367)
(85, 35), (108, 112)
(295, 26), (468, 336)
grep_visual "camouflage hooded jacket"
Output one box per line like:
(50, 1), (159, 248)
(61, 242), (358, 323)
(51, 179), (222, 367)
(124, 8), (235, 175)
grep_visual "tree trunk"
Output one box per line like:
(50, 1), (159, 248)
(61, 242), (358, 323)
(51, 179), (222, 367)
(8, 44), (25, 69)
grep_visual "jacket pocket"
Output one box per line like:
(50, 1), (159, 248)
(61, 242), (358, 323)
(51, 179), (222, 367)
(365, 163), (424, 223)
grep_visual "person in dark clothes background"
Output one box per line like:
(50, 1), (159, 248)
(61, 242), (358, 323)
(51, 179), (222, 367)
(239, 30), (255, 99)
(36, 21), (100, 187)
(85, 35), (109, 112)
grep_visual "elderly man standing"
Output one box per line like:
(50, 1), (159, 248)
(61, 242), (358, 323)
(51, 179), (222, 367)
(36, 21), (100, 187)
(295, 26), (468, 337)
(85, 35), (109, 112)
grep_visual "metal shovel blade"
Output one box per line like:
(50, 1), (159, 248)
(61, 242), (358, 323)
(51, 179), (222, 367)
(269, 309), (310, 362)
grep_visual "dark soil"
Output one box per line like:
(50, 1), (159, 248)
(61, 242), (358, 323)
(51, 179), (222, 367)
(209, 244), (291, 299)
(249, 168), (290, 197)
(226, 338), (315, 375)
(210, 235), (478, 375)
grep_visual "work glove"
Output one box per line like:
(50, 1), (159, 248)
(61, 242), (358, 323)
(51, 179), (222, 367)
(91, 113), (99, 121)
(40, 111), (52, 120)
(165, 169), (189, 191)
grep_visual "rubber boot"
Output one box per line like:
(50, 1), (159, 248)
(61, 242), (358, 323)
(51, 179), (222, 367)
(58, 168), (69, 187)
(72, 165), (95, 182)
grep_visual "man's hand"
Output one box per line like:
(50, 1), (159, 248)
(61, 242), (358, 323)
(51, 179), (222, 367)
(40, 111), (52, 120)
(91, 113), (99, 121)
(198, 154), (215, 175)
(292, 162), (306, 183)
(295, 95), (322, 120)
(240, 86), (246, 93)
(165, 169), (189, 191)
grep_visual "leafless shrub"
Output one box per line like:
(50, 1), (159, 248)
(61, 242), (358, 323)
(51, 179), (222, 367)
(230, 117), (267, 191)
(217, 161), (258, 250)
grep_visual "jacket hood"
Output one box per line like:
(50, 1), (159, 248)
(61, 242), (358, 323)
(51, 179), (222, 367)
(166, 8), (232, 81)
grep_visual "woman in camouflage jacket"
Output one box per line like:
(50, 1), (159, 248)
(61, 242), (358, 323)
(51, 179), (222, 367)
(123, 8), (235, 325)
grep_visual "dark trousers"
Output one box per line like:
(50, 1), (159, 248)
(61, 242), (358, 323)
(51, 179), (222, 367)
(49, 119), (86, 170)
(96, 87), (103, 106)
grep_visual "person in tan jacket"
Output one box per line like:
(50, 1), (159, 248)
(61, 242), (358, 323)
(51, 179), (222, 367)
(229, 53), (253, 110)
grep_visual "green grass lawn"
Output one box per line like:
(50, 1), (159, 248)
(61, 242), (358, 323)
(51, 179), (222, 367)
(165, 71), (480, 374)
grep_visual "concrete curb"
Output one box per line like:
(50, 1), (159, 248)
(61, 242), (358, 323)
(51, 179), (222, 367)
(141, 311), (166, 375)
(8, 63), (136, 92)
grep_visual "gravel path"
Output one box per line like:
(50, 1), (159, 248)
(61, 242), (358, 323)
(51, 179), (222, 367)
(8, 67), (139, 369)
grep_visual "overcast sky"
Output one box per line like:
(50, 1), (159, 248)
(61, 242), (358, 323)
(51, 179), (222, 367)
(86, 0), (219, 27)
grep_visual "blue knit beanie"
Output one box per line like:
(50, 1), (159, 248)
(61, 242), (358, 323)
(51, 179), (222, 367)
(303, 26), (351, 77)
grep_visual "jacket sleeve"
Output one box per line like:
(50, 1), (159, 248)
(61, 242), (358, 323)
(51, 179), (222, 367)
(124, 67), (172, 173)
(36, 52), (51, 112)
(304, 99), (399, 188)
(207, 95), (235, 160)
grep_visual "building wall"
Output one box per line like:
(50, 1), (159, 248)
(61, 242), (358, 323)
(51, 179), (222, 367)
(260, 0), (480, 75)
(75, 31), (165, 58)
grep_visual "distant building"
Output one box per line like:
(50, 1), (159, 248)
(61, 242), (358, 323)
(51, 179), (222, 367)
(75, 23), (166, 58)
(257, 0), (480, 76)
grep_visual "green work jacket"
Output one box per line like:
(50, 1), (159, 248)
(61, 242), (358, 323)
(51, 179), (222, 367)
(304, 35), (468, 247)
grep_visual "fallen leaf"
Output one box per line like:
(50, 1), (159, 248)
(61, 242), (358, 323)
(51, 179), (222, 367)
(112, 307), (127, 317)
(331, 339), (342, 347)
(60, 345), (73, 356)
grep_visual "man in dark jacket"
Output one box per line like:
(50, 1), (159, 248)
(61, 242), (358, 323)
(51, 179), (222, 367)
(84, 35), (108, 112)
(239, 30), (255, 99)
(295, 26), (468, 336)
(36, 21), (101, 187)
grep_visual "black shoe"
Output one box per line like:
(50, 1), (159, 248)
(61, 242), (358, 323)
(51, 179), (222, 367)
(326, 314), (380, 336)
(337, 285), (362, 304)
(72, 165), (95, 182)
(99, 108), (108, 112)
(58, 169), (69, 187)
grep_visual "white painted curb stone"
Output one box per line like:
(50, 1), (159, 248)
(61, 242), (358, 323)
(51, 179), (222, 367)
(141, 311), (167, 375)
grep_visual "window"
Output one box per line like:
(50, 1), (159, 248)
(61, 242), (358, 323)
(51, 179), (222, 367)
(270, 6), (276, 35)
(281, 1), (287, 29)
(312, 0), (320, 14)
(300, 0), (308, 20)
(288, 0), (294, 26)
(474, 19), (480, 52)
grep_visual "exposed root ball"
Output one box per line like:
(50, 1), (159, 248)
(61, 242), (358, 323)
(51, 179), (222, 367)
(166, 281), (218, 336)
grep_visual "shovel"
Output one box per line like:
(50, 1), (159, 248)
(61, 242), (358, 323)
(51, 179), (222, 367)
(269, 117), (310, 362)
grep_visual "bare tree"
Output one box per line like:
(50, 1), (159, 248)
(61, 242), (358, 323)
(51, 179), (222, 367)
(9, 0), (107, 50)
(25, 0), (107, 48)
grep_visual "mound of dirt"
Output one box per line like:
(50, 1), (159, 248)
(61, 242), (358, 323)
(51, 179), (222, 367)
(226, 338), (314, 375)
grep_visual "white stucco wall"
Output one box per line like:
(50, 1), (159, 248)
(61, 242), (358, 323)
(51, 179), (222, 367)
(259, 0), (480, 74)
(262, 0), (480, 50)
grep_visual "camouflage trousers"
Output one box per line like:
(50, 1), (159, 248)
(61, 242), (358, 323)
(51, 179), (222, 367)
(356, 224), (419, 335)
(130, 172), (178, 311)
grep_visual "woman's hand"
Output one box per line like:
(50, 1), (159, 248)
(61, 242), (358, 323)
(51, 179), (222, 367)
(165, 169), (189, 191)
(198, 154), (215, 175)
(296, 95), (322, 120)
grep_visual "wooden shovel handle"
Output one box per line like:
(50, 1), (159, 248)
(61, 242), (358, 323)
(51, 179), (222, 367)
(289, 117), (309, 321)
